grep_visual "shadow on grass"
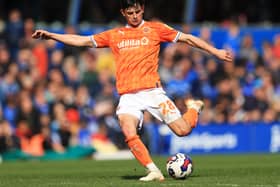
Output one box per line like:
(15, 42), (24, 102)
(121, 175), (143, 180)
(121, 174), (199, 181)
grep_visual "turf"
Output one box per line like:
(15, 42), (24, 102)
(0, 154), (279, 187)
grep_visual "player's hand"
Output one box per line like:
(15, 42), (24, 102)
(32, 30), (51, 40)
(215, 49), (233, 63)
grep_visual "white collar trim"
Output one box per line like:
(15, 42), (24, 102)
(126, 20), (145, 28)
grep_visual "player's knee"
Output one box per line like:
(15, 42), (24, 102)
(174, 125), (192, 137)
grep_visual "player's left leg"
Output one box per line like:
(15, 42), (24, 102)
(168, 99), (204, 136)
(146, 88), (204, 136)
(118, 114), (164, 181)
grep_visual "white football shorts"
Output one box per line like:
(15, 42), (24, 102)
(116, 88), (181, 128)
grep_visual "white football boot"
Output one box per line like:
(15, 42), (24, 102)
(139, 170), (165, 182)
(185, 99), (204, 114)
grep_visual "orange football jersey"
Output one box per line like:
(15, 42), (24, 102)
(92, 21), (181, 94)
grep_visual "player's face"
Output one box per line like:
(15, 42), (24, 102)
(121, 4), (144, 27)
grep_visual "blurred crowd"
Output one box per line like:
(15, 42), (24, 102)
(0, 9), (280, 156)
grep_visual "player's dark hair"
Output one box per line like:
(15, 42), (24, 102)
(120, 0), (145, 9)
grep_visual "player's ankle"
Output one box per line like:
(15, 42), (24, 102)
(185, 99), (204, 114)
(146, 162), (161, 172)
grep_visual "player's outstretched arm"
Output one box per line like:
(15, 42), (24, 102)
(178, 33), (233, 63)
(32, 29), (93, 47)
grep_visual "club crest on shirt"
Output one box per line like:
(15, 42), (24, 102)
(143, 27), (150, 33)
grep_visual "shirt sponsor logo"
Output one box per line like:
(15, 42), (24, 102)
(117, 37), (149, 49)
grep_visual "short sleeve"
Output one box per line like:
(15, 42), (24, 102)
(91, 30), (112, 48)
(155, 22), (181, 43)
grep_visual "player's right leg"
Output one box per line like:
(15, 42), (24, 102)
(118, 114), (164, 182)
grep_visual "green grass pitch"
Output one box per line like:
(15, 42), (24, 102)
(0, 154), (279, 187)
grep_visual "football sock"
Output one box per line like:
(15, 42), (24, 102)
(146, 163), (161, 172)
(126, 135), (153, 168)
(183, 108), (198, 128)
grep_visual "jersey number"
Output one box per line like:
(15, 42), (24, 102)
(159, 100), (176, 116)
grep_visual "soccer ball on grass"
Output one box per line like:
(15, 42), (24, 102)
(166, 153), (193, 179)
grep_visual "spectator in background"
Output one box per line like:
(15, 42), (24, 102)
(65, 108), (81, 146)
(63, 25), (84, 59)
(50, 102), (71, 148)
(272, 34), (280, 59)
(91, 118), (118, 153)
(40, 125), (65, 153)
(223, 21), (240, 56)
(214, 78), (234, 123)
(0, 45), (12, 76)
(238, 34), (258, 64)
(18, 71), (35, 93)
(199, 58), (218, 101)
(4, 9), (24, 60)
(0, 19), (5, 43)
(77, 119), (92, 147)
(32, 41), (48, 79)
(262, 40), (273, 64)
(96, 48), (116, 76)
(0, 70), (20, 102)
(75, 85), (95, 122)
(48, 49), (64, 72)
(2, 96), (18, 128)
(15, 120), (32, 151)
(63, 56), (81, 90)
(33, 84), (50, 115)
(263, 109), (277, 123)
(80, 49), (102, 97)
(17, 93), (40, 133)
(227, 80), (245, 124)
(199, 26), (213, 45)
(165, 59), (191, 97)
(94, 80), (121, 148)
(0, 120), (20, 153)
(198, 98), (215, 125)
(61, 86), (76, 109)
(48, 68), (65, 87)
(20, 18), (36, 48)
(268, 57), (280, 87)
(158, 44), (176, 85)
(16, 48), (35, 73)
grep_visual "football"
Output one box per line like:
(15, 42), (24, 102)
(166, 153), (193, 179)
